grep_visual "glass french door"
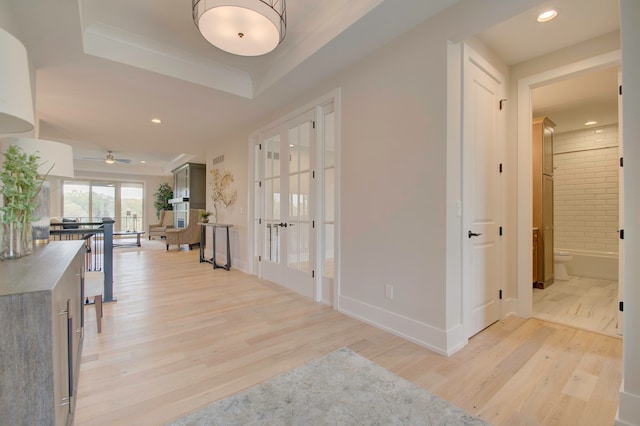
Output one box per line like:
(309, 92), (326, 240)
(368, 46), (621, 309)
(259, 111), (316, 298)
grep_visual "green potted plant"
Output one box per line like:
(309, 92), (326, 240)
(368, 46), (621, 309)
(199, 211), (212, 223)
(153, 182), (173, 219)
(0, 145), (49, 259)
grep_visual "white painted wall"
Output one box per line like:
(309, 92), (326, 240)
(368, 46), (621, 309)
(0, 1), (19, 38)
(617, 1), (640, 424)
(205, 0), (545, 355)
(204, 134), (250, 272)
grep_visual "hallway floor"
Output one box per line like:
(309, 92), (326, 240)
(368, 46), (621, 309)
(533, 276), (620, 337)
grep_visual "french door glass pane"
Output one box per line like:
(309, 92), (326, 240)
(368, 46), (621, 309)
(299, 121), (311, 171)
(265, 135), (280, 179)
(254, 143), (261, 180)
(287, 223), (299, 269)
(265, 179), (281, 220)
(267, 224), (280, 262)
(254, 180), (261, 255)
(324, 168), (335, 221)
(289, 173), (310, 220)
(299, 172), (310, 220)
(289, 174), (299, 218)
(324, 111), (335, 168)
(289, 127), (299, 172)
(288, 222), (310, 272)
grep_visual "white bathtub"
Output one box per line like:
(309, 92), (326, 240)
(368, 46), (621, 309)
(561, 249), (619, 281)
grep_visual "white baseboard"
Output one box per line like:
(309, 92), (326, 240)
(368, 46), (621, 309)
(201, 247), (248, 273)
(232, 258), (248, 273)
(338, 295), (467, 356)
(502, 297), (518, 319)
(616, 388), (640, 426)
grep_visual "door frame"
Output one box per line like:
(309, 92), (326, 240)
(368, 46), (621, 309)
(247, 89), (341, 305)
(515, 50), (621, 318)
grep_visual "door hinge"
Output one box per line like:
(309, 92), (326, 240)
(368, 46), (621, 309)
(312, 121), (316, 129)
(312, 170), (316, 179)
(619, 85), (622, 96)
(499, 289), (503, 300)
(312, 270), (315, 278)
(619, 229), (624, 240)
(312, 220), (315, 228)
(499, 98), (507, 110)
(620, 301), (624, 312)
(259, 181), (262, 187)
(620, 157), (624, 167)
(259, 255), (262, 262)
(259, 143), (262, 150)
(499, 226), (503, 236)
(259, 218), (262, 225)
(499, 163), (503, 173)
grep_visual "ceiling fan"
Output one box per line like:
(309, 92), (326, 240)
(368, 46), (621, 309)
(83, 151), (132, 164)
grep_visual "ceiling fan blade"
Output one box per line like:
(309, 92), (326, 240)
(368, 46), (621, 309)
(81, 152), (132, 164)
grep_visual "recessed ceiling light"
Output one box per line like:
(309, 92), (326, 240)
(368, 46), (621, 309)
(151, 118), (162, 124)
(289, 144), (295, 148)
(537, 9), (558, 23)
(585, 121), (598, 126)
(140, 160), (146, 164)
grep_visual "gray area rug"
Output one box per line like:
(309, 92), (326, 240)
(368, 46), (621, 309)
(167, 348), (489, 425)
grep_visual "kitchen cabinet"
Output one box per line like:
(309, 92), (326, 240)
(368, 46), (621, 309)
(169, 163), (206, 228)
(532, 116), (555, 288)
(0, 241), (85, 425)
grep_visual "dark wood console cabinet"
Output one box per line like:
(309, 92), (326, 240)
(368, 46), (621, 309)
(0, 241), (85, 425)
(169, 162), (206, 229)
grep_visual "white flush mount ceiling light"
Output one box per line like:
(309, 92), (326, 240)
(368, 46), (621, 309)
(151, 118), (162, 124)
(193, 0), (286, 56)
(537, 9), (558, 23)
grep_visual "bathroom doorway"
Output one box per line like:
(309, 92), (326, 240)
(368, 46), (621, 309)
(530, 66), (621, 337)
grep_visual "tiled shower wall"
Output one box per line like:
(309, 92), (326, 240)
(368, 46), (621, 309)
(553, 124), (619, 253)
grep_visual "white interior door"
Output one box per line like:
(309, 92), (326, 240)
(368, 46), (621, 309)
(462, 45), (504, 338)
(260, 111), (316, 299)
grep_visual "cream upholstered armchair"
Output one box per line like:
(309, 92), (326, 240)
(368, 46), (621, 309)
(148, 210), (174, 240)
(165, 209), (203, 250)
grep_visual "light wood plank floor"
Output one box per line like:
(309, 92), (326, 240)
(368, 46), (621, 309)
(533, 276), (620, 337)
(75, 248), (622, 425)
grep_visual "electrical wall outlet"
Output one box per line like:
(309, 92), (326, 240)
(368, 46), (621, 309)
(384, 284), (394, 300)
